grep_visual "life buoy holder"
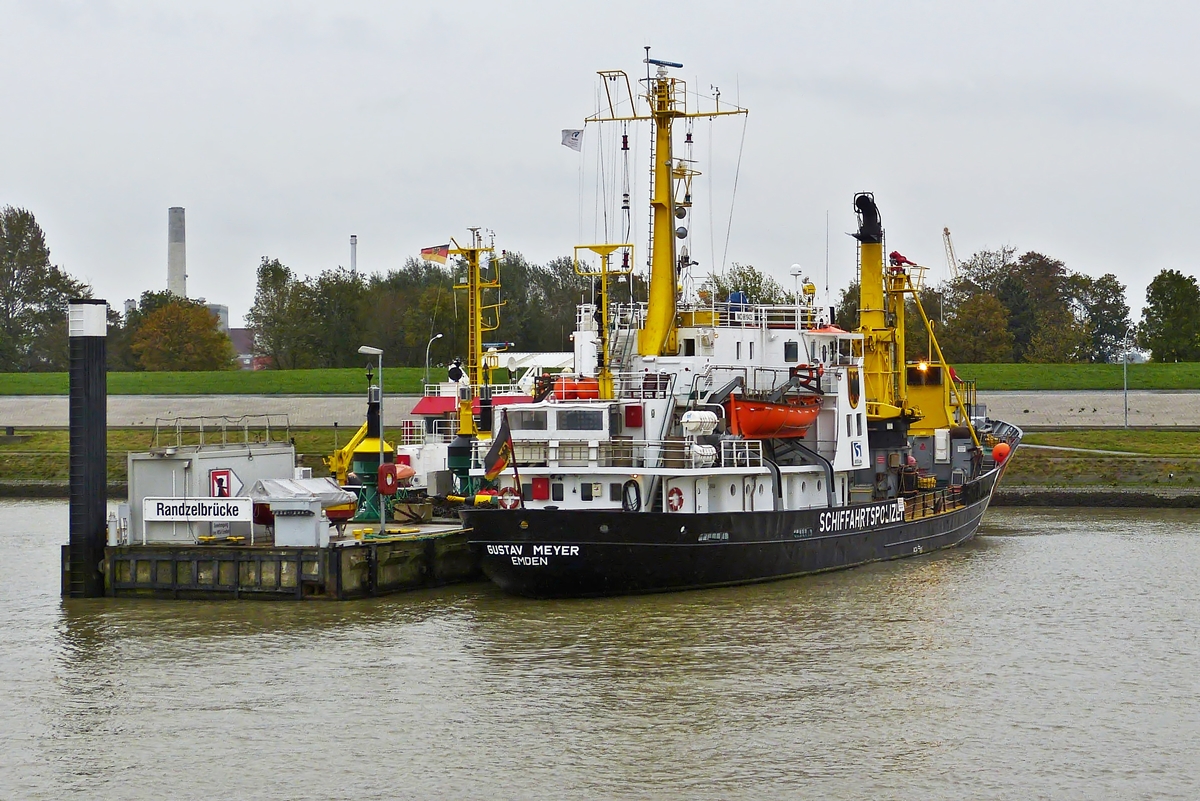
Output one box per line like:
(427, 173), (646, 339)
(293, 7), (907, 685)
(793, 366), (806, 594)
(621, 480), (641, 512)
(498, 486), (521, 510)
(667, 486), (685, 513)
(377, 464), (399, 497)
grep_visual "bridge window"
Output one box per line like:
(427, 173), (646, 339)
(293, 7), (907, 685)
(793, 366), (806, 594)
(784, 341), (799, 362)
(556, 409), (605, 431)
(509, 409), (548, 430)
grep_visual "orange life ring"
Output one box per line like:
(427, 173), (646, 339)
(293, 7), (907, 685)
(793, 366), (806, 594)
(667, 486), (684, 512)
(498, 486), (521, 510)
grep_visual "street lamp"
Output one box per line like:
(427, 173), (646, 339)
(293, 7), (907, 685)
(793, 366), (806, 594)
(358, 345), (385, 534)
(1123, 326), (1134, 429)
(424, 333), (444, 386)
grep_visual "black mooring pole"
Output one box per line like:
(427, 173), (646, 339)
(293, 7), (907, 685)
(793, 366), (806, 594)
(66, 298), (108, 598)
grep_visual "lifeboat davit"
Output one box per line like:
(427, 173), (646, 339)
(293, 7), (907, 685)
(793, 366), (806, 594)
(726, 394), (822, 439)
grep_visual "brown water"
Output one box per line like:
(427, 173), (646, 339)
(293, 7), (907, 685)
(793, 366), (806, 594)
(2, 500), (1197, 800)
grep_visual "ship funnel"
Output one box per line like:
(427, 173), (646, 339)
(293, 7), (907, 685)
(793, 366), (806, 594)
(853, 193), (882, 244)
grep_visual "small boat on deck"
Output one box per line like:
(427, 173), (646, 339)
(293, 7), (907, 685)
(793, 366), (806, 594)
(726, 394), (822, 439)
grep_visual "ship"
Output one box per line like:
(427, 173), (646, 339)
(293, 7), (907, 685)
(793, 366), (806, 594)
(450, 54), (1021, 598)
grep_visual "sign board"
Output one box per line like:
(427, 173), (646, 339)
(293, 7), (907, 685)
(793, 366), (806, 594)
(143, 497), (252, 522)
(851, 441), (864, 467)
(209, 468), (243, 498)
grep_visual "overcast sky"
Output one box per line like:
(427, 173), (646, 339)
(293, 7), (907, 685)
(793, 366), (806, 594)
(4, 1), (1197, 327)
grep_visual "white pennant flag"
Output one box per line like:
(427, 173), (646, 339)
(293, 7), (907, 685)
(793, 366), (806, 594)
(561, 129), (584, 151)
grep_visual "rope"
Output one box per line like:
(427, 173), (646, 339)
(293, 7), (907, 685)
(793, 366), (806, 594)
(720, 112), (748, 273)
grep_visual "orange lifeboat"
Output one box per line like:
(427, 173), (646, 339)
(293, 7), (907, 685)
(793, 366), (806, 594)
(726, 394), (822, 439)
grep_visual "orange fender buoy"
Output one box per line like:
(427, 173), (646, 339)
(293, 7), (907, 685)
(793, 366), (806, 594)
(992, 442), (1011, 463)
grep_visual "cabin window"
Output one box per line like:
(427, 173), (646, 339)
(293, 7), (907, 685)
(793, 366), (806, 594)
(521, 483), (533, 500)
(784, 341), (799, 362)
(683, 338), (696, 356)
(846, 414), (852, 437)
(556, 409), (605, 431)
(749, 342), (755, 360)
(907, 365), (943, 386)
(509, 409), (548, 430)
(610, 483), (622, 501)
(857, 413), (863, 437)
(581, 482), (593, 501)
(552, 482), (564, 502)
(817, 480), (822, 491)
(821, 344), (829, 362)
(736, 342), (742, 360)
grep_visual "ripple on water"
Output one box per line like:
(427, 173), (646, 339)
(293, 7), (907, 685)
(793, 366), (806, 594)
(1, 502), (1198, 800)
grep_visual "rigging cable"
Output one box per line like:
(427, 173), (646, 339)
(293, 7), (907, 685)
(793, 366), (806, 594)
(720, 110), (748, 273)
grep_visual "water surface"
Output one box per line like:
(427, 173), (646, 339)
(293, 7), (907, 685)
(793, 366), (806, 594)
(2, 501), (1197, 799)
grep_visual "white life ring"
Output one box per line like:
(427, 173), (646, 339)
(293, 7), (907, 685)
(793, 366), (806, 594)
(667, 486), (685, 512)
(498, 487), (521, 510)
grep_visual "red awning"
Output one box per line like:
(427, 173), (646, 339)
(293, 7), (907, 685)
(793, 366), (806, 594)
(409, 394), (533, 416)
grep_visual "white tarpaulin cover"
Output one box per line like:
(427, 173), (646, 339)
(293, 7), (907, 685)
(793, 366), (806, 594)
(249, 477), (356, 507)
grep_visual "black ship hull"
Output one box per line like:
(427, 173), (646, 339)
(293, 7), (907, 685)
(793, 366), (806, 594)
(463, 465), (1006, 598)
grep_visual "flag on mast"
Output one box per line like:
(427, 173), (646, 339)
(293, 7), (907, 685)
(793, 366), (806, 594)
(561, 129), (584, 151)
(420, 244), (450, 264)
(484, 411), (515, 481)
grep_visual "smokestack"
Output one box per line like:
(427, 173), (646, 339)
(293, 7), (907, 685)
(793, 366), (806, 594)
(350, 235), (357, 273)
(168, 207), (186, 297)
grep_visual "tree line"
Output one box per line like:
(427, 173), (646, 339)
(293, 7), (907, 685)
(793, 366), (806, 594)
(4, 202), (1200, 370)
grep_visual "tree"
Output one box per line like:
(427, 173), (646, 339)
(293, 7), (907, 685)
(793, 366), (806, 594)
(834, 281), (860, 331)
(131, 302), (235, 371)
(699, 263), (789, 304)
(1067, 273), (1131, 362)
(1024, 306), (1090, 363)
(307, 268), (368, 368)
(0, 206), (90, 371)
(109, 290), (184, 371)
(246, 258), (315, 369)
(940, 294), (1014, 363)
(996, 275), (1036, 361)
(1140, 269), (1200, 362)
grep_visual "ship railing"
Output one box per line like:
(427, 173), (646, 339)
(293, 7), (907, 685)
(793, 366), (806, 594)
(469, 436), (761, 471)
(395, 418), (457, 446)
(152, 414), (292, 449)
(422, 382), (522, 397)
(614, 371), (677, 400)
(902, 482), (975, 521)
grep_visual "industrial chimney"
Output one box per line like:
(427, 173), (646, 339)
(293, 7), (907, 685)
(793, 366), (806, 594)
(168, 207), (186, 297)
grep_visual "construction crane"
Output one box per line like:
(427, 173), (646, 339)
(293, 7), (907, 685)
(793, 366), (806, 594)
(942, 227), (959, 281)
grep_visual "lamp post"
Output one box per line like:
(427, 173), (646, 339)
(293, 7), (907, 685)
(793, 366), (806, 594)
(1123, 326), (1133, 429)
(424, 333), (444, 387)
(358, 345), (385, 534)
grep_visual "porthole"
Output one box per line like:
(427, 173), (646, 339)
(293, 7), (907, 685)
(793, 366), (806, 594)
(817, 480), (822, 491)
(730, 483), (736, 496)
(802, 481), (807, 492)
(758, 483), (764, 495)
(599, 524), (609, 533)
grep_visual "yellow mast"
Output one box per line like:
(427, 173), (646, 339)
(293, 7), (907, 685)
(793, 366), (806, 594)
(855, 193), (905, 420)
(450, 229), (503, 389)
(574, 243), (634, 399)
(585, 54), (746, 358)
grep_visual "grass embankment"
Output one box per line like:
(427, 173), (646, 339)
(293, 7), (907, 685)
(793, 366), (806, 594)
(0, 428), (340, 485)
(2, 362), (1200, 394)
(954, 363), (1200, 391)
(1006, 430), (1200, 487)
(0, 368), (428, 395)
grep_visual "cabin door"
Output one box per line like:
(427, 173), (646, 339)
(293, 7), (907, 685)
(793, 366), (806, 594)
(694, 479), (709, 513)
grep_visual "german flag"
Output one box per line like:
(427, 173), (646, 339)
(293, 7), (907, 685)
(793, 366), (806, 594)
(484, 412), (514, 480)
(420, 244), (450, 264)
